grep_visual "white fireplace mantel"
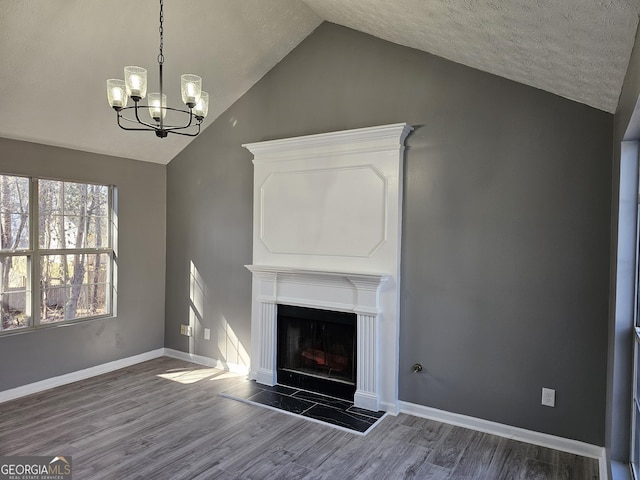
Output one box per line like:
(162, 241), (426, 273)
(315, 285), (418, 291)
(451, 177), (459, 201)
(244, 123), (412, 413)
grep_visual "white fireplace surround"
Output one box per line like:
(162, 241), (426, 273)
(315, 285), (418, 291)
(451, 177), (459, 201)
(244, 123), (412, 413)
(245, 266), (388, 411)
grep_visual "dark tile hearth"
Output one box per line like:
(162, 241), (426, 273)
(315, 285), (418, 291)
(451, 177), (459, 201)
(220, 380), (386, 434)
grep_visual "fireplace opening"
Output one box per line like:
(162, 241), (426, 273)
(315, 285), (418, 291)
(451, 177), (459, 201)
(277, 304), (356, 401)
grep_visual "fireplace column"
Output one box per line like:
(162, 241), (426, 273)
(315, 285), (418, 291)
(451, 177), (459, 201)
(252, 270), (278, 386)
(257, 301), (277, 386)
(349, 276), (385, 411)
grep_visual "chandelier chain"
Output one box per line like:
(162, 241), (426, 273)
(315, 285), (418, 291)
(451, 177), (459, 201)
(158, 0), (164, 65)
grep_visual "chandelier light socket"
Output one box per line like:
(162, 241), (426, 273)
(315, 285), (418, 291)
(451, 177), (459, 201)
(148, 93), (167, 122)
(194, 91), (209, 121)
(125, 66), (147, 101)
(107, 79), (128, 111)
(181, 74), (202, 108)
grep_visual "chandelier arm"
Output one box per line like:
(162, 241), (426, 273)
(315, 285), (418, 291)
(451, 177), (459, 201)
(117, 107), (202, 137)
(119, 106), (200, 130)
(132, 102), (159, 129)
(116, 113), (158, 132)
(117, 112), (200, 136)
(118, 125), (159, 133)
(165, 125), (201, 137)
(161, 108), (196, 131)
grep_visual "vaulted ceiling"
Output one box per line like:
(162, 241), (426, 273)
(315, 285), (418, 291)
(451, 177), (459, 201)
(0, 0), (638, 164)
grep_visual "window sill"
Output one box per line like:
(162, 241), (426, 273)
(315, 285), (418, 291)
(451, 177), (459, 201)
(0, 314), (116, 338)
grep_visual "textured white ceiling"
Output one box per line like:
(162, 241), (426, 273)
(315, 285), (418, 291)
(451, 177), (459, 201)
(302, 0), (640, 114)
(0, 0), (638, 164)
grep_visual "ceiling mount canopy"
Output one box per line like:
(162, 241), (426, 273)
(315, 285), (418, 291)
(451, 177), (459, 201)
(106, 0), (209, 138)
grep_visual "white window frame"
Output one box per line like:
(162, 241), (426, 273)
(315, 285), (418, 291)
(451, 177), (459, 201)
(0, 174), (116, 335)
(632, 191), (640, 480)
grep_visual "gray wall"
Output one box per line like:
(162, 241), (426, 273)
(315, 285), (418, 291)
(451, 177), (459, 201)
(166, 22), (613, 445)
(0, 138), (166, 391)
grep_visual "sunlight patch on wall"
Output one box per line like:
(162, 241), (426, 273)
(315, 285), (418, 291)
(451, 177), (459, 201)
(217, 315), (250, 369)
(189, 261), (205, 355)
(189, 260), (250, 370)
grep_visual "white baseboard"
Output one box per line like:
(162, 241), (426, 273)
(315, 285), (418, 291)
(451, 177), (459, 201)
(163, 348), (250, 375)
(0, 348), (165, 404)
(380, 400), (400, 415)
(399, 401), (606, 478)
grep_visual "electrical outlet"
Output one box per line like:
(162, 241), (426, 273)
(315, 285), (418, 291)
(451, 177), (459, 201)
(180, 324), (192, 336)
(541, 387), (555, 407)
(204, 328), (211, 340)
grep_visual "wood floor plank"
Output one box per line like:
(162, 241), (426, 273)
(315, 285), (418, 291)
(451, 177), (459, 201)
(485, 437), (530, 480)
(427, 424), (478, 469)
(449, 431), (501, 478)
(403, 415), (453, 450)
(0, 357), (600, 480)
(356, 441), (433, 479)
(557, 451), (600, 480)
(523, 458), (557, 480)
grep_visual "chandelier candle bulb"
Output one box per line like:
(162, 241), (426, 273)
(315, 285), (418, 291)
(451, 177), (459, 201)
(148, 93), (167, 121)
(130, 77), (141, 96)
(194, 91), (209, 120)
(181, 74), (202, 108)
(106, 79), (127, 110)
(186, 83), (196, 104)
(124, 66), (147, 100)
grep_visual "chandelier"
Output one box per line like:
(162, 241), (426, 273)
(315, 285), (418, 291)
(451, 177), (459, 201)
(106, 0), (208, 138)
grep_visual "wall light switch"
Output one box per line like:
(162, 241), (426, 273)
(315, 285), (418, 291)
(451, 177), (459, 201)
(204, 328), (211, 340)
(541, 387), (555, 407)
(180, 324), (192, 337)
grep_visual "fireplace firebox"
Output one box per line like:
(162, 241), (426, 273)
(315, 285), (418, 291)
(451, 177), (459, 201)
(277, 304), (356, 400)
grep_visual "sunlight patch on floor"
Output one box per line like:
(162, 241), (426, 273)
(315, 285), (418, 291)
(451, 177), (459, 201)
(157, 367), (243, 384)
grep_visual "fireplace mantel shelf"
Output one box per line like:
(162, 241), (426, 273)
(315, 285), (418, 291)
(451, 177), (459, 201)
(245, 265), (390, 284)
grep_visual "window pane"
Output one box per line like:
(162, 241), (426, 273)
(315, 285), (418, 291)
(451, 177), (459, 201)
(63, 182), (87, 215)
(87, 185), (108, 216)
(41, 286), (68, 324)
(88, 283), (108, 315)
(0, 255), (30, 331)
(41, 253), (110, 322)
(87, 216), (109, 249)
(0, 175), (29, 251)
(64, 215), (85, 248)
(39, 180), (109, 250)
(39, 179), (64, 248)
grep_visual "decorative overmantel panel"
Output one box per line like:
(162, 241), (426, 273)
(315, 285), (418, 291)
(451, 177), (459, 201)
(244, 123), (412, 413)
(259, 166), (387, 257)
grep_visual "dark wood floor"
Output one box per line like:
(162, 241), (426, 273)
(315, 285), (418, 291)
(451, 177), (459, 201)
(0, 357), (599, 479)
